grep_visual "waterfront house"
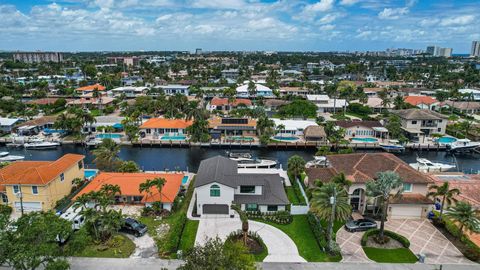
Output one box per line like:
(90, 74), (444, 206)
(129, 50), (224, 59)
(306, 94), (348, 113)
(0, 117), (21, 133)
(303, 125), (327, 142)
(154, 84), (190, 96)
(305, 153), (434, 219)
(391, 109), (448, 140)
(236, 83), (274, 98)
(0, 154), (85, 213)
(404, 96), (439, 110)
(139, 118), (193, 139)
(206, 97), (252, 112)
(194, 156), (289, 216)
(83, 116), (125, 133)
(439, 101), (480, 115)
(335, 120), (389, 140)
(74, 172), (183, 211)
(15, 115), (57, 135)
(110, 86), (148, 98)
(459, 88), (480, 101)
(271, 119), (318, 138)
(75, 84), (106, 95)
(208, 117), (257, 139)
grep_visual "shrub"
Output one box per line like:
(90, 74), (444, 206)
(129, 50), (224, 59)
(361, 229), (410, 248)
(288, 173), (307, 206)
(162, 214), (187, 254)
(307, 212), (328, 251)
(0, 204), (12, 216)
(226, 229), (266, 253)
(246, 210), (292, 225)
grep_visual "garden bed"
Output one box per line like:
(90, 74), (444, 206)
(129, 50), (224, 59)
(432, 219), (480, 263)
(361, 229), (417, 263)
(226, 231), (268, 262)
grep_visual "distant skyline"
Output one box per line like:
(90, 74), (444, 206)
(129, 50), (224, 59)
(1, 0), (479, 53)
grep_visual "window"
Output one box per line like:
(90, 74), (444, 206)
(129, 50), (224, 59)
(438, 128), (442, 132)
(411, 121), (417, 125)
(146, 129), (151, 134)
(210, 184), (220, 197)
(13, 185), (20, 194)
(1, 193), (7, 203)
(267, 205), (278, 211)
(403, 183), (413, 192)
(240, 186), (256, 194)
(32, 186), (38, 195)
(60, 173), (65, 182)
(78, 161), (83, 169)
(246, 203), (258, 211)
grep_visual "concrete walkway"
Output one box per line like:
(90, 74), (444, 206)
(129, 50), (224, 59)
(125, 233), (158, 259)
(195, 216), (306, 262)
(336, 226), (372, 263)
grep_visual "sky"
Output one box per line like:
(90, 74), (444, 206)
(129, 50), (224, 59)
(0, 0), (479, 53)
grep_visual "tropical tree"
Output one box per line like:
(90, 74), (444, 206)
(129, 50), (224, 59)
(444, 202), (480, 237)
(247, 80), (256, 98)
(276, 124), (286, 137)
(331, 173), (352, 190)
(231, 205), (249, 246)
(92, 138), (121, 171)
(118, 160), (140, 173)
(121, 117), (139, 141)
(310, 182), (351, 252)
(378, 89), (391, 112)
(324, 121), (346, 150)
(287, 155), (306, 181)
(365, 171), (403, 242)
(427, 182), (460, 219)
(139, 177), (167, 209)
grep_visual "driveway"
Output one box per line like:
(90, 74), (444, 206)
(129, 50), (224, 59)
(125, 233), (158, 258)
(195, 216), (306, 262)
(336, 227), (371, 263)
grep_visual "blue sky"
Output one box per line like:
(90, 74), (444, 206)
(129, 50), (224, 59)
(1, 0), (479, 52)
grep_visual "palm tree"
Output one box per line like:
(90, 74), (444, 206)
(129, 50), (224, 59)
(444, 202), (480, 237)
(310, 182), (351, 252)
(139, 177), (167, 209)
(331, 173), (352, 190)
(365, 171), (403, 242)
(378, 89), (391, 113)
(276, 124), (286, 138)
(287, 155), (306, 181)
(231, 204), (249, 246)
(92, 138), (121, 172)
(427, 182), (460, 219)
(247, 80), (256, 98)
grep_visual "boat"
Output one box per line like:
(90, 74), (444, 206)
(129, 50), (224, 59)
(229, 156), (277, 169)
(409, 158), (456, 173)
(379, 140), (405, 153)
(305, 156), (328, 168)
(227, 151), (252, 159)
(24, 141), (60, 150)
(446, 139), (480, 152)
(0, 152), (25, 162)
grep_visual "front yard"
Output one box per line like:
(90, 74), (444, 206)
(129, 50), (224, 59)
(363, 247), (417, 263)
(72, 234), (136, 258)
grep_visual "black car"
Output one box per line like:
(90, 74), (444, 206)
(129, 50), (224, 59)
(345, 218), (377, 232)
(120, 218), (148, 237)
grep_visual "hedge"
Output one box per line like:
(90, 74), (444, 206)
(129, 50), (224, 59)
(307, 212), (328, 251)
(361, 229), (410, 248)
(247, 210), (292, 225)
(288, 172), (307, 206)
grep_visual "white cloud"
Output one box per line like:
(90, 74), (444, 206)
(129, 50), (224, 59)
(339, 0), (359, 6)
(190, 0), (246, 10)
(440, 15), (475, 26)
(378, 7), (409, 20)
(304, 0), (335, 13)
(319, 24), (335, 31)
(318, 13), (338, 24)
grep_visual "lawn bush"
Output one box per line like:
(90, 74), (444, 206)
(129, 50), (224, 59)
(307, 212), (328, 251)
(247, 210), (292, 225)
(361, 229), (410, 248)
(0, 204), (12, 216)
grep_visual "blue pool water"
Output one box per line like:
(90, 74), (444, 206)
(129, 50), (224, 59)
(96, 133), (122, 139)
(352, 137), (378, 143)
(161, 135), (187, 140)
(437, 136), (457, 144)
(84, 169), (98, 179)
(273, 136), (299, 141)
(182, 175), (189, 185)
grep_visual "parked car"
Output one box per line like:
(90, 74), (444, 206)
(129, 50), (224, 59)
(120, 217), (148, 237)
(345, 218), (377, 232)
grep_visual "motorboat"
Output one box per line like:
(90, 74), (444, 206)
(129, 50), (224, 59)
(24, 141), (60, 150)
(230, 156), (277, 169)
(409, 158), (456, 173)
(0, 152), (25, 162)
(379, 140), (405, 153)
(305, 156), (328, 168)
(446, 139), (480, 152)
(227, 151), (252, 159)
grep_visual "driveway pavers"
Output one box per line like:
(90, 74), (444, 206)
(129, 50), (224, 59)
(336, 228), (372, 263)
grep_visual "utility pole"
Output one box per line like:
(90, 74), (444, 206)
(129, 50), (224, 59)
(16, 185), (24, 216)
(328, 185), (337, 251)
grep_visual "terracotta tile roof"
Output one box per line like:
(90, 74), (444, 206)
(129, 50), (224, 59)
(210, 97), (252, 107)
(305, 167), (337, 186)
(404, 96), (438, 106)
(140, 118), (193, 129)
(75, 84), (106, 91)
(390, 194), (433, 204)
(16, 115), (58, 128)
(0, 154), (84, 186)
(325, 153), (433, 184)
(74, 172), (183, 203)
(431, 176), (480, 207)
(335, 120), (384, 129)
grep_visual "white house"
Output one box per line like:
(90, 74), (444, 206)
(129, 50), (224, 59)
(110, 86), (148, 98)
(459, 88), (480, 101)
(155, 85), (190, 96)
(272, 119), (318, 137)
(306, 94), (348, 113)
(236, 83), (274, 98)
(0, 118), (21, 133)
(83, 116), (125, 133)
(194, 156), (289, 216)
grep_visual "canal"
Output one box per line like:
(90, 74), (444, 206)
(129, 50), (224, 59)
(1, 145), (479, 174)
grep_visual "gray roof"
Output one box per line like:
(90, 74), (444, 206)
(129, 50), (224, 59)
(392, 109), (447, 120)
(195, 156), (289, 205)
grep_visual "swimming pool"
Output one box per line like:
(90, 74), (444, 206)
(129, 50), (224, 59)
(161, 135), (187, 140)
(182, 175), (189, 185)
(229, 136), (254, 142)
(84, 169), (99, 179)
(437, 136), (457, 144)
(96, 133), (123, 139)
(273, 136), (300, 141)
(351, 137), (378, 143)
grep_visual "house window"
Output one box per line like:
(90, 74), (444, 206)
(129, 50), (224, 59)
(60, 173), (65, 182)
(246, 203), (258, 211)
(403, 183), (413, 192)
(210, 184), (220, 197)
(411, 121), (417, 125)
(32, 186), (39, 195)
(438, 128), (441, 132)
(1, 193), (7, 204)
(267, 205), (278, 211)
(146, 129), (151, 134)
(240, 186), (256, 194)
(13, 185), (20, 194)
(78, 161), (83, 169)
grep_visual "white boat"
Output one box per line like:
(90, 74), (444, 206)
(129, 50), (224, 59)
(305, 156), (328, 168)
(24, 141), (60, 150)
(409, 158), (456, 173)
(379, 140), (405, 153)
(446, 139), (480, 152)
(0, 152), (25, 162)
(229, 156), (277, 169)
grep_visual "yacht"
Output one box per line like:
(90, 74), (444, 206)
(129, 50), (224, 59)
(446, 139), (480, 152)
(379, 140), (405, 153)
(0, 152), (25, 162)
(227, 151), (252, 159)
(409, 158), (456, 173)
(24, 141), (60, 150)
(227, 151), (277, 168)
(305, 156), (328, 168)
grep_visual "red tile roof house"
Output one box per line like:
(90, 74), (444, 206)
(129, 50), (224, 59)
(305, 153), (434, 219)
(404, 96), (439, 110)
(139, 118), (193, 140)
(207, 97), (253, 112)
(74, 172), (184, 211)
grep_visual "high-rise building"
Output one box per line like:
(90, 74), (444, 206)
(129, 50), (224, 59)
(426, 46), (439, 56)
(439, 48), (453, 57)
(195, 48), (202, 55)
(13, 51), (63, 63)
(472, 41), (480, 57)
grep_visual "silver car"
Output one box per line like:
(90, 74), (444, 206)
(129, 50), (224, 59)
(345, 218), (377, 232)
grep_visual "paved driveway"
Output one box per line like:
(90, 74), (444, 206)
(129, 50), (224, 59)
(195, 216), (306, 262)
(336, 227), (371, 263)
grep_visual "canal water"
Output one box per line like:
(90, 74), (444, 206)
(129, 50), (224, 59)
(1, 145), (479, 174)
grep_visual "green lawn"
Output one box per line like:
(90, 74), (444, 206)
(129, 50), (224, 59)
(363, 247), (418, 263)
(73, 234), (135, 258)
(320, 219), (345, 233)
(285, 186), (300, 204)
(254, 215), (341, 262)
(178, 219), (199, 252)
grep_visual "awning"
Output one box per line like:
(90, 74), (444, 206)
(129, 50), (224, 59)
(372, 127), (388, 132)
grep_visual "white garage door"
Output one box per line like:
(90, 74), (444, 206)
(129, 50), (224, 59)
(390, 205), (423, 219)
(14, 202), (42, 212)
